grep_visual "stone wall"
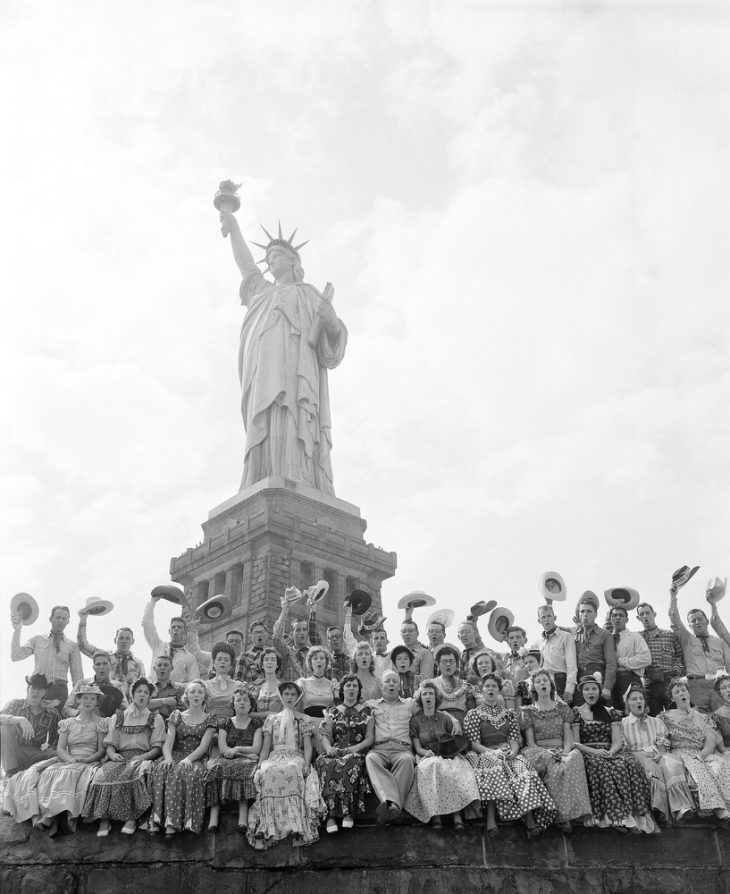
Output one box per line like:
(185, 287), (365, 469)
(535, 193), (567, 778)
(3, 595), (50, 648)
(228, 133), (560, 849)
(2, 812), (728, 894)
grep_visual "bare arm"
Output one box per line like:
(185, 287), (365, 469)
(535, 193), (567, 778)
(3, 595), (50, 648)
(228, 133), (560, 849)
(710, 603), (730, 649)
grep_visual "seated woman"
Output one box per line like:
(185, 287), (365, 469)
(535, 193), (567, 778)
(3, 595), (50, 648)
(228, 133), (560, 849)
(316, 673), (374, 833)
(150, 679), (217, 837)
(203, 643), (240, 726)
(572, 674), (656, 832)
(662, 676), (730, 821)
(83, 676), (165, 837)
(351, 642), (382, 702)
(464, 673), (556, 838)
(620, 683), (671, 825)
(711, 673), (730, 747)
(205, 685), (263, 833)
(254, 648), (284, 716)
(513, 650), (543, 709)
(520, 669), (592, 833)
(404, 680), (480, 829)
(32, 683), (107, 837)
(431, 644), (476, 726)
(247, 681), (323, 849)
(296, 646), (338, 719)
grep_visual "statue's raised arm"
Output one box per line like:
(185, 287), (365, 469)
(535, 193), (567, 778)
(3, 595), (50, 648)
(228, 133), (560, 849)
(214, 180), (348, 496)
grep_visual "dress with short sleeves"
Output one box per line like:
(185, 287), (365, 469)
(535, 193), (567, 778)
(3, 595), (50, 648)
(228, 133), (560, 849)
(150, 710), (216, 833)
(83, 707), (165, 823)
(520, 703), (591, 824)
(247, 711), (323, 849)
(205, 715), (263, 805)
(576, 705), (655, 831)
(35, 716), (106, 823)
(464, 704), (556, 832)
(315, 704), (372, 819)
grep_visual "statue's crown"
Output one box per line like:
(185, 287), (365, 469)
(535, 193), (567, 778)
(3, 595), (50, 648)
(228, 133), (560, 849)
(252, 222), (308, 267)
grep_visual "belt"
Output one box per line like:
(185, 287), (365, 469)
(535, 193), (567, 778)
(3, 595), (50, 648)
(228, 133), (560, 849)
(53, 679), (67, 686)
(686, 675), (714, 681)
(375, 738), (411, 747)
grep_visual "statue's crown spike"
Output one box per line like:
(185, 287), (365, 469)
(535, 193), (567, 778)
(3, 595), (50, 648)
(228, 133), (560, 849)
(257, 222), (307, 262)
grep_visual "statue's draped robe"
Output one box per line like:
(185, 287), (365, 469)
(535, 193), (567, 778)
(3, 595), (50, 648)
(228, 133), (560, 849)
(238, 269), (347, 494)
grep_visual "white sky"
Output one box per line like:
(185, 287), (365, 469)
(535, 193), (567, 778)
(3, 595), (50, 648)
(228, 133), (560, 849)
(2, 0), (729, 701)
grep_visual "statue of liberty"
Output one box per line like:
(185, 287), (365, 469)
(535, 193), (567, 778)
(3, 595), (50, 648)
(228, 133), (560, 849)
(216, 182), (347, 495)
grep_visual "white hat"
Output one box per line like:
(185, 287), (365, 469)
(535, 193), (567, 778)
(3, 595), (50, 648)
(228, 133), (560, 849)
(10, 592), (39, 626)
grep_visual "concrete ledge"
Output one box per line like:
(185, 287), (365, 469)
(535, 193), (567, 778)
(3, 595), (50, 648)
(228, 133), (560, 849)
(1, 812), (728, 894)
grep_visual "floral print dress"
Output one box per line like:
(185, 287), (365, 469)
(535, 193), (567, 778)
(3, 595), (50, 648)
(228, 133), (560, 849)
(205, 716), (262, 805)
(315, 704), (372, 819)
(576, 706), (656, 831)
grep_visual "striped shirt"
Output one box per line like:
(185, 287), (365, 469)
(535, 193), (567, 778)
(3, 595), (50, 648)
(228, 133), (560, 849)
(11, 633), (84, 685)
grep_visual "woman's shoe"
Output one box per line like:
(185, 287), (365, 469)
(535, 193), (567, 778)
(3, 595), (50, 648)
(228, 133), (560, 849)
(341, 816), (354, 829)
(97, 820), (111, 838)
(165, 825), (176, 839)
(121, 821), (136, 835)
(326, 818), (338, 834)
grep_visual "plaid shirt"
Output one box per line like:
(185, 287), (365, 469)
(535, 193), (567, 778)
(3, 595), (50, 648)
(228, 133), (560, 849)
(640, 627), (685, 680)
(1, 699), (59, 748)
(272, 604), (321, 681)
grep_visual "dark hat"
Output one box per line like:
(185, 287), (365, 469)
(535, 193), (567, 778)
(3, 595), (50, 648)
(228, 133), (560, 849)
(435, 733), (469, 758)
(25, 673), (50, 690)
(345, 589), (372, 616)
(469, 600), (497, 619)
(576, 672), (604, 691)
(151, 584), (185, 605)
(98, 683), (125, 717)
(672, 565), (700, 588)
(277, 680), (303, 698)
(196, 594), (233, 624)
(390, 645), (415, 665)
(605, 587), (640, 611)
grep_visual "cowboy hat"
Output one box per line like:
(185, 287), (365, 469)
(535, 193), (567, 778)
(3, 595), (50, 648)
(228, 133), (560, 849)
(345, 589), (372, 616)
(196, 594), (233, 624)
(79, 596), (114, 616)
(72, 682), (105, 704)
(604, 587), (640, 611)
(540, 571), (567, 603)
(469, 600), (497, 618)
(284, 587), (304, 603)
(428, 609), (455, 628)
(10, 592), (39, 626)
(305, 580), (329, 605)
(151, 584), (185, 605)
(25, 673), (50, 690)
(358, 612), (386, 635)
(707, 577), (727, 605)
(672, 565), (700, 589)
(487, 607), (515, 643)
(435, 733), (469, 758)
(397, 591), (437, 611)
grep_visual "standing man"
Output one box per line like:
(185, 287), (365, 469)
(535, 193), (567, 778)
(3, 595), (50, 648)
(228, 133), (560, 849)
(0, 674), (58, 776)
(233, 621), (269, 684)
(365, 670), (416, 825)
(669, 584), (730, 712)
(400, 620), (434, 680)
(10, 605), (84, 709)
(64, 652), (128, 718)
(147, 655), (185, 720)
(573, 595), (616, 706)
(142, 595), (200, 684)
(538, 604), (577, 703)
(502, 626), (530, 685)
(637, 602), (685, 716)
(272, 594), (321, 681)
(609, 606), (651, 709)
(324, 624), (352, 682)
(427, 620), (446, 652)
(77, 609), (145, 696)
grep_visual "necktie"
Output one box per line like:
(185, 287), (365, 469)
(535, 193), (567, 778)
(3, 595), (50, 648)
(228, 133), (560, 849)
(117, 653), (129, 676)
(613, 633), (620, 647)
(698, 635), (710, 654)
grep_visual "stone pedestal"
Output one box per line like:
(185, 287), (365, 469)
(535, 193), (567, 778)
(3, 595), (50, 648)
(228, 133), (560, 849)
(169, 477), (397, 647)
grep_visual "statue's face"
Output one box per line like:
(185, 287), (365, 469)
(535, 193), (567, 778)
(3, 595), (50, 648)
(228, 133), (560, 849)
(267, 246), (294, 278)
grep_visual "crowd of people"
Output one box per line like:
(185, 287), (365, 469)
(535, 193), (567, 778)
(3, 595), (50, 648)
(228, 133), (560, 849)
(3, 567), (730, 849)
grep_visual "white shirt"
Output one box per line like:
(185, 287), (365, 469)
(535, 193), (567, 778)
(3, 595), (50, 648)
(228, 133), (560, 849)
(540, 627), (577, 693)
(614, 629), (652, 674)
